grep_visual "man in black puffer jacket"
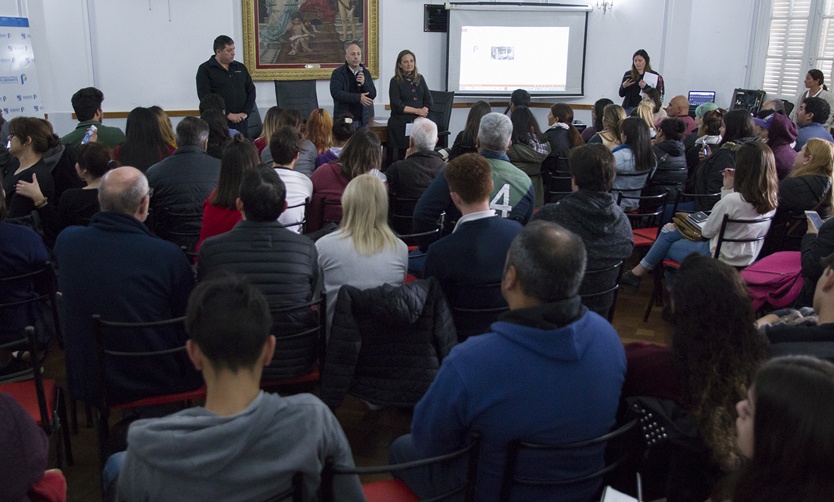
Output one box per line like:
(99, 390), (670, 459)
(198, 167), (321, 381)
(146, 116), (221, 252)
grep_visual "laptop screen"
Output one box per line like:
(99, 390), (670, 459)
(689, 91), (716, 107)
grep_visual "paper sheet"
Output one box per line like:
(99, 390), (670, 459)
(642, 72), (659, 89)
(601, 486), (639, 502)
(405, 123), (413, 137)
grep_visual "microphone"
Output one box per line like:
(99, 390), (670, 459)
(356, 65), (364, 90)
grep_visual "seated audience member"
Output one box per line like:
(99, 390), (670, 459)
(110, 277), (363, 501)
(386, 117), (445, 209)
(648, 118), (688, 198)
(196, 135), (260, 252)
(261, 109), (316, 177)
(197, 167), (320, 377)
(449, 100), (491, 160)
(732, 356), (834, 502)
(623, 254), (769, 501)
(308, 128), (385, 231)
(112, 107), (175, 172)
(622, 142), (778, 289)
(0, 392), (49, 502)
(150, 106), (177, 150)
(795, 96), (834, 151)
(581, 98), (614, 143)
(316, 174), (407, 327)
(201, 108), (232, 160)
(761, 112), (799, 179)
(15, 142), (115, 245)
(306, 107), (333, 156)
(316, 113), (354, 167)
(269, 126), (314, 233)
(587, 103), (626, 150)
(533, 144), (633, 317)
(55, 166), (198, 404)
(60, 87), (126, 148)
(759, 251), (834, 348)
(760, 98), (787, 116)
(146, 116), (221, 251)
(198, 94), (238, 139)
(424, 153), (522, 340)
(642, 88), (667, 126)
(691, 108), (759, 211)
(507, 88), (530, 113)
(611, 117), (656, 211)
(796, 214), (834, 307)
(390, 221), (626, 501)
(0, 185), (49, 374)
(683, 103), (719, 152)
(40, 120), (81, 205)
(664, 95), (697, 135)
(412, 113), (534, 250)
(3, 117), (57, 219)
(761, 138), (833, 255)
(508, 106), (550, 207)
(543, 103), (584, 164)
(632, 100), (658, 138)
(253, 105), (281, 155)
(685, 108), (724, 174)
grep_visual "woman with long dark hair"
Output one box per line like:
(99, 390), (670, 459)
(623, 141), (778, 287)
(450, 100), (491, 160)
(691, 108), (760, 210)
(507, 106), (549, 207)
(618, 49), (664, 111)
(113, 107), (174, 172)
(196, 135), (260, 251)
(733, 356), (834, 502)
(316, 113), (355, 167)
(581, 98), (614, 143)
(611, 117), (656, 210)
(201, 108), (232, 160)
(648, 118), (688, 197)
(388, 50), (432, 160)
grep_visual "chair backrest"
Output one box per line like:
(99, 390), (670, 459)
(280, 197), (310, 234)
(274, 80), (319, 120)
(618, 190), (669, 228)
(714, 213), (775, 262)
(265, 294), (327, 382)
(446, 282), (509, 342)
(579, 261), (624, 322)
(671, 190), (721, 215)
(546, 174), (574, 204)
(0, 261), (62, 350)
(390, 194), (420, 237)
(396, 211), (446, 251)
(318, 196), (343, 229)
(321, 433), (481, 502)
(154, 205), (204, 253)
(428, 90), (455, 148)
(611, 171), (653, 203)
(499, 419), (638, 502)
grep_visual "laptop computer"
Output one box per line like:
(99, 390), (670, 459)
(688, 91), (716, 107)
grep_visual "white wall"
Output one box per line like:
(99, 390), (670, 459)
(13, 0), (761, 138)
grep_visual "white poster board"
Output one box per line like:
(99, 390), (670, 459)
(0, 17), (44, 119)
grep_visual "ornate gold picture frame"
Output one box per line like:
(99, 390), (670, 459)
(242, 0), (379, 80)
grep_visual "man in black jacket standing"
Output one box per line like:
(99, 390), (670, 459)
(197, 166), (321, 381)
(196, 35), (256, 137)
(330, 44), (376, 127)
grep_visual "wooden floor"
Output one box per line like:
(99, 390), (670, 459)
(44, 264), (671, 501)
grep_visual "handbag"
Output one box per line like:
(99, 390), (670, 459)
(672, 212), (707, 242)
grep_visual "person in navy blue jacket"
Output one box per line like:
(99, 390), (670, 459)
(424, 153), (522, 341)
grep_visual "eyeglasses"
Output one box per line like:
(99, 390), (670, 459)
(147, 188), (154, 198)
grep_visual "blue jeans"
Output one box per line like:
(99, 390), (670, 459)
(103, 451), (126, 496)
(640, 227), (711, 271)
(389, 434), (468, 501)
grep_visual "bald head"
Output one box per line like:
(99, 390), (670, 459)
(344, 44), (362, 70)
(667, 95), (688, 117)
(98, 166), (150, 220)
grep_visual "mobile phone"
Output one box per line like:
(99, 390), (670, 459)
(806, 210), (824, 231)
(81, 124), (97, 144)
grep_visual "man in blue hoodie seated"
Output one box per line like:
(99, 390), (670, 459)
(389, 221), (627, 501)
(108, 277), (364, 501)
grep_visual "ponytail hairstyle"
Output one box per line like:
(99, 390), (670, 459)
(550, 103), (584, 147)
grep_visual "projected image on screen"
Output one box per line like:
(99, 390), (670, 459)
(459, 26), (569, 92)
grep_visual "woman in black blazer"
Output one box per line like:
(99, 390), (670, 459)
(388, 49), (432, 160)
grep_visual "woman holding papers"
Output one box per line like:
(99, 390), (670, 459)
(620, 142), (777, 289)
(619, 49), (664, 112)
(388, 49), (432, 161)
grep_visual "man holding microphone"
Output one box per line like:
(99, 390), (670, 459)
(330, 44), (376, 127)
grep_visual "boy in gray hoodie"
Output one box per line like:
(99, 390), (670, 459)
(111, 277), (365, 501)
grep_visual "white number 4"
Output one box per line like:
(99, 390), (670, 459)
(490, 183), (512, 217)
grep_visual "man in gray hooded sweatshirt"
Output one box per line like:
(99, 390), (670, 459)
(112, 277), (364, 501)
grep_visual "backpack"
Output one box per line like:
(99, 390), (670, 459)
(741, 251), (804, 312)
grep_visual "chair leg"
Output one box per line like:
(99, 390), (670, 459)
(70, 398), (78, 435)
(642, 268), (664, 322)
(58, 387), (74, 466)
(53, 407), (63, 470)
(85, 402), (93, 427)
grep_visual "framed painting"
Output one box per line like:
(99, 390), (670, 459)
(242, 0), (379, 80)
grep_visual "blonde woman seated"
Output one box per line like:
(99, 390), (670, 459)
(316, 174), (408, 327)
(587, 104), (626, 150)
